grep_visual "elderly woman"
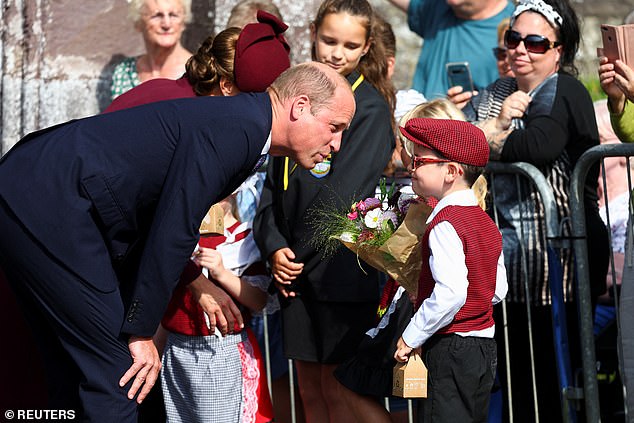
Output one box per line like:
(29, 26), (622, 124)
(462, 0), (609, 419)
(111, 0), (192, 100)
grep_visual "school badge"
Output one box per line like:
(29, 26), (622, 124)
(310, 154), (331, 178)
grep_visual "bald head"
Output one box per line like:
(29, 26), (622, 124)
(268, 62), (356, 169)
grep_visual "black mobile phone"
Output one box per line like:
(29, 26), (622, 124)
(446, 61), (475, 92)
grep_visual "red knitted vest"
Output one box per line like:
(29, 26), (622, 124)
(415, 205), (502, 334)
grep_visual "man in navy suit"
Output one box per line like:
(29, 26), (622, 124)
(0, 62), (355, 422)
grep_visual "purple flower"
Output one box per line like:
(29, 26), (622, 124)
(379, 210), (399, 228)
(364, 197), (382, 210)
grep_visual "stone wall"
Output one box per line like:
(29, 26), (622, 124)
(0, 0), (321, 154)
(1, 0), (633, 154)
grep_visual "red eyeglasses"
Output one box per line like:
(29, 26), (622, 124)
(410, 156), (451, 170)
(504, 30), (561, 54)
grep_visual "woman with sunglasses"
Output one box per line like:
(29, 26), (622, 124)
(461, 0), (609, 420)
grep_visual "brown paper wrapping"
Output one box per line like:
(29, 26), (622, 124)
(199, 203), (225, 235)
(393, 351), (428, 398)
(340, 201), (432, 294)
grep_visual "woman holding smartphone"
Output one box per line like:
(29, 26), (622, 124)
(459, 0), (609, 420)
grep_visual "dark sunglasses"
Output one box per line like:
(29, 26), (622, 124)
(492, 47), (507, 61)
(410, 156), (451, 170)
(504, 30), (561, 54)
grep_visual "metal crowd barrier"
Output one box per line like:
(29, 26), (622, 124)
(486, 161), (577, 423)
(570, 143), (634, 423)
(256, 161), (578, 423)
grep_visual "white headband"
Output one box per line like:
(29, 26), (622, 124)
(511, 0), (563, 28)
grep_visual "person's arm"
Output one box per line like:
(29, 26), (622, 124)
(611, 101), (634, 143)
(269, 248), (304, 298)
(386, 0), (410, 13)
(599, 56), (627, 115)
(252, 158), (305, 297)
(119, 96), (271, 399)
(447, 85), (478, 110)
(613, 59), (634, 104)
(188, 273), (244, 334)
(253, 158), (291, 257)
(194, 247), (267, 312)
(119, 337), (161, 403)
(492, 251), (508, 304)
(475, 90), (531, 160)
(400, 221), (468, 349)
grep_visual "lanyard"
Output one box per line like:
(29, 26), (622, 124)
(283, 74), (364, 191)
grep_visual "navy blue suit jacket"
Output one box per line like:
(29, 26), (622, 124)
(0, 93), (271, 337)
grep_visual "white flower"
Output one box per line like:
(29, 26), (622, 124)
(364, 208), (382, 229)
(340, 232), (357, 242)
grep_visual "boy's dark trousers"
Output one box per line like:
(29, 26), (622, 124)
(417, 334), (497, 422)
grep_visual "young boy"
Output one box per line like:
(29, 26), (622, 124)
(394, 118), (508, 422)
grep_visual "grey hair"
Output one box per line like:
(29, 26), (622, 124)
(128, 0), (192, 24)
(226, 0), (283, 29)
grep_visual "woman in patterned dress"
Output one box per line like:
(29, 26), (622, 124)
(111, 0), (192, 100)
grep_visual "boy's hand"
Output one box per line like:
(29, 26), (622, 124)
(394, 336), (413, 363)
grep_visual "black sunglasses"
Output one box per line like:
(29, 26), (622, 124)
(504, 30), (561, 54)
(492, 47), (507, 60)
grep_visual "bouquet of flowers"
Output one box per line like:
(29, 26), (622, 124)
(310, 180), (432, 294)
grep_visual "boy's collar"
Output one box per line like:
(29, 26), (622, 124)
(426, 189), (478, 223)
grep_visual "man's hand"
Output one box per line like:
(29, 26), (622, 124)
(394, 336), (414, 363)
(270, 248), (304, 298)
(188, 274), (243, 335)
(119, 336), (161, 403)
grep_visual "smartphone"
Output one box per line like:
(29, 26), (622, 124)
(446, 62), (475, 92)
(600, 24), (621, 63)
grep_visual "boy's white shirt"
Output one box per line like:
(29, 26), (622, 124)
(401, 189), (508, 349)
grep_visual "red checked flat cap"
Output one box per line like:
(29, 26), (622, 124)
(399, 118), (489, 167)
(233, 10), (291, 93)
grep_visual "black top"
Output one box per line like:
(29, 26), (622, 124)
(254, 72), (394, 302)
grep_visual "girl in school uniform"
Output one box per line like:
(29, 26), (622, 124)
(253, 1), (395, 421)
(161, 193), (275, 423)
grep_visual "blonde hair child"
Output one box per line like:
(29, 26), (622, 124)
(399, 98), (488, 210)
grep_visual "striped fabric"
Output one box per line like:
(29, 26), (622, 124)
(472, 75), (574, 305)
